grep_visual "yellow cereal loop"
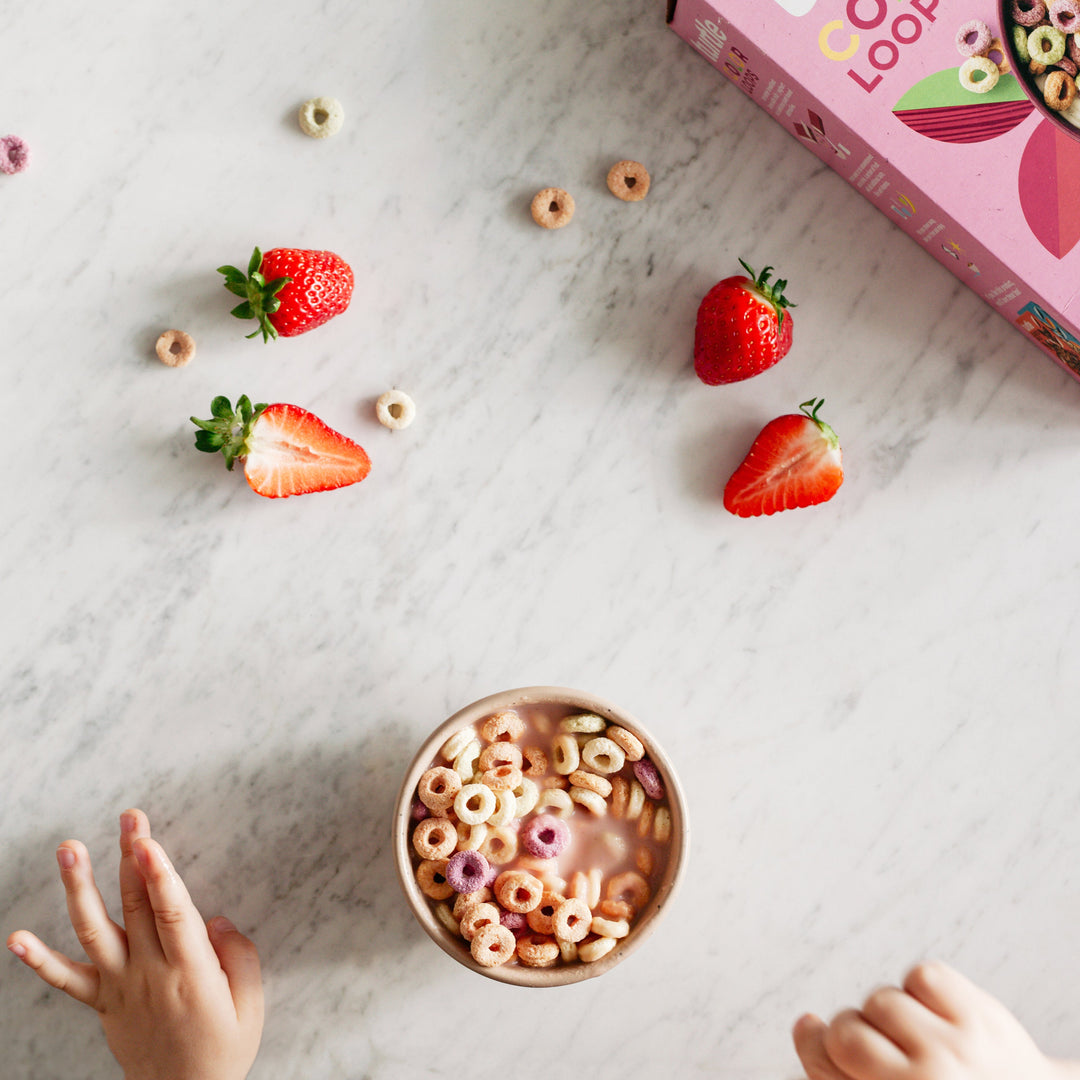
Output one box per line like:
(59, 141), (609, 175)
(552, 734), (580, 774)
(454, 783), (497, 826)
(578, 935), (618, 963)
(580, 736), (625, 775)
(440, 726), (477, 762)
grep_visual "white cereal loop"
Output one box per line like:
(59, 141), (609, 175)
(478, 742), (523, 773)
(454, 783), (497, 826)
(637, 801), (655, 839)
(440, 726), (477, 762)
(416, 859), (454, 901)
(570, 787), (608, 816)
(452, 738), (482, 781)
(459, 902), (501, 942)
(568, 770), (612, 798)
(590, 916), (630, 939)
(569, 869), (602, 910)
(653, 806), (672, 843)
(481, 709), (526, 742)
(560, 712), (607, 734)
(412, 817), (458, 860)
(298, 95), (344, 138)
(552, 897), (592, 942)
(626, 779), (646, 821)
(514, 777), (540, 817)
(578, 935), (618, 963)
(959, 54), (1000, 93)
(417, 766), (461, 812)
(479, 826), (519, 865)
(471, 923), (516, 967)
(552, 733), (580, 775)
(535, 788), (574, 818)
(558, 938), (579, 963)
(375, 389), (416, 430)
(606, 725), (645, 762)
(606, 871), (651, 913)
(601, 831), (627, 859)
(434, 901), (459, 936)
(487, 787), (518, 828)
(580, 737), (625, 775)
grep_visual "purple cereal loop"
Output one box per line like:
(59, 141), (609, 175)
(1069, 31), (1080, 64)
(1055, 54), (1079, 74)
(521, 813), (570, 859)
(410, 799), (429, 821)
(955, 19), (991, 56)
(500, 910), (529, 937)
(0, 135), (30, 175)
(445, 849), (492, 893)
(1051, 0), (1080, 31)
(1012, 0), (1048, 23)
(633, 758), (665, 800)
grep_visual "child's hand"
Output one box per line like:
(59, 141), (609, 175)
(793, 960), (1074, 1080)
(6, 809), (263, 1080)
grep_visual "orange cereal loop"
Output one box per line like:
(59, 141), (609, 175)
(591, 915), (630, 939)
(155, 329), (196, 368)
(521, 746), (549, 777)
(526, 890), (566, 935)
(552, 896), (592, 943)
(636, 846), (654, 877)
(606, 160), (650, 202)
(598, 899), (634, 921)
(578, 935), (618, 963)
(479, 825), (519, 865)
(568, 769), (613, 798)
(481, 764), (522, 792)
(495, 870), (545, 913)
(415, 859), (454, 901)
(470, 922), (516, 967)
(985, 37), (1011, 74)
(1045, 69), (1078, 110)
(478, 742), (523, 772)
(481, 709), (526, 742)
(636, 800), (655, 839)
(453, 887), (493, 920)
(412, 817), (458, 860)
(606, 725), (645, 762)
(459, 901), (501, 942)
(530, 187), (575, 229)
(456, 821), (488, 851)
(610, 776), (630, 818)
(417, 766), (462, 812)
(517, 933), (560, 968)
(606, 870), (650, 913)
(542, 774), (568, 789)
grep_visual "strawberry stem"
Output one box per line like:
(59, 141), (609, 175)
(799, 397), (840, 448)
(216, 247), (293, 343)
(738, 258), (796, 329)
(190, 395), (268, 469)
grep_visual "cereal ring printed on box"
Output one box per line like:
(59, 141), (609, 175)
(487, 787), (518, 828)
(560, 712), (607, 734)
(434, 901), (459, 936)
(1051, 0), (1080, 32)
(986, 37), (1011, 73)
(0, 134), (30, 175)
(298, 95), (344, 138)
(1030, 25), (1067, 64)
(606, 725), (645, 762)
(471, 922), (517, 967)
(495, 869), (545, 913)
(521, 745), (549, 777)
(598, 898), (634, 921)
(376, 390), (416, 431)
(633, 758), (665, 800)
(581, 737), (626, 775)
(636, 800), (655, 839)
(626, 779), (646, 821)
(591, 916), (630, 939)
(416, 859), (455, 901)
(1013, 0), (1048, 24)
(417, 766), (462, 812)
(452, 738), (482, 782)
(456, 821), (489, 851)
(482, 764), (522, 792)
(455, 783), (497, 826)
(959, 54), (1001, 92)
(514, 777), (540, 818)
(578, 935), (618, 964)
(517, 933), (560, 967)
(535, 787), (574, 818)
(552, 733), (581, 775)
(568, 769), (613, 798)
(479, 825), (519, 865)
(459, 901), (501, 942)
(636, 846), (655, 877)
(440, 726), (477, 763)
(552, 896), (592, 942)
(453, 886), (493, 920)
(412, 817), (458, 860)
(526, 890), (567, 935)
(653, 805), (672, 843)
(155, 329), (196, 368)
(606, 870), (651, 913)
(1045, 68), (1079, 108)
(955, 18), (992, 56)
(481, 709), (526, 743)
(570, 787), (608, 816)
(530, 187), (575, 229)
(522, 813), (571, 858)
(478, 741), (523, 773)
(1013, 23), (1033, 61)
(606, 159), (651, 202)
(446, 849), (493, 894)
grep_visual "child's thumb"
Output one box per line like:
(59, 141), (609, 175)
(208, 916), (264, 1026)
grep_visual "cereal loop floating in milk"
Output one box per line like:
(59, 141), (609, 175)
(471, 923), (517, 967)
(417, 767), (461, 813)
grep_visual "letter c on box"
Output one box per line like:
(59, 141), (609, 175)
(819, 19), (859, 60)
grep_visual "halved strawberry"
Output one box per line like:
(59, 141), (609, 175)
(723, 398), (843, 517)
(191, 395), (370, 498)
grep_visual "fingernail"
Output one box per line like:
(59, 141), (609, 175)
(120, 811), (137, 834)
(210, 916), (235, 934)
(8, 941), (27, 959)
(56, 847), (76, 871)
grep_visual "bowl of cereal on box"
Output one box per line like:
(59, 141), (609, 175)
(393, 686), (689, 986)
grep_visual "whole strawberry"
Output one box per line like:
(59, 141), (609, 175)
(723, 398), (842, 517)
(218, 246), (354, 342)
(694, 259), (794, 385)
(191, 394), (370, 498)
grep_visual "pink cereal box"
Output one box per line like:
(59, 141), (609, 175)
(668, 0), (1080, 381)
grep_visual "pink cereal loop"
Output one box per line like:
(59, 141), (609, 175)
(1051, 0), (1080, 31)
(606, 870), (651, 913)
(417, 766), (461, 812)
(459, 901), (501, 942)
(521, 813), (571, 858)
(470, 922), (516, 966)
(481, 709), (525, 742)
(552, 896), (592, 942)
(955, 18), (992, 56)
(517, 933), (561, 967)
(412, 817), (458, 860)
(1012, 0), (1047, 24)
(494, 869), (545, 913)
(0, 135), (30, 175)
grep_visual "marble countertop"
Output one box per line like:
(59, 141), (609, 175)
(3, 2), (1079, 1077)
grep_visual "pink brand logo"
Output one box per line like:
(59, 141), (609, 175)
(773, 0), (817, 13)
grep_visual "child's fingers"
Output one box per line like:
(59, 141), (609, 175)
(133, 836), (218, 971)
(792, 1014), (860, 1080)
(118, 809), (163, 961)
(56, 841), (127, 972)
(208, 917), (265, 1029)
(822, 1009), (909, 1079)
(7, 930), (100, 1007)
(902, 960), (981, 1025)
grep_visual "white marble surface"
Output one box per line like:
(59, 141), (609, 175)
(3, 1), (1080, 1077)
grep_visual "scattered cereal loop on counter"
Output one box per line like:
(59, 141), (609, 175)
(298, 96), (344, 138)
(155, 329), (196, 368)
(0, 135), (30, 175)
(530, 187), (574, 229)
(375, 389), (415, 430)
(606, 159), (650, 202)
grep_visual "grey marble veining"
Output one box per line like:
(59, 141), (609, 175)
(3, 1), (1080, 1077)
